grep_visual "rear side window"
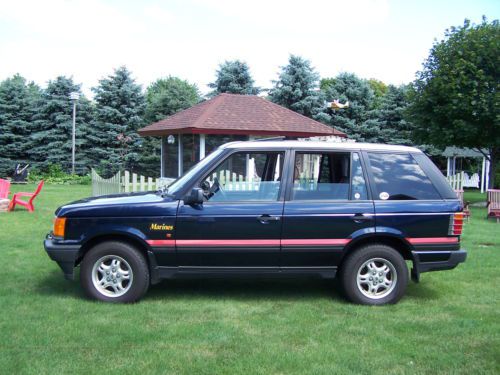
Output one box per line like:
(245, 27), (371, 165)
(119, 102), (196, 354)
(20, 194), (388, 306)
(367, 152), (441, 200)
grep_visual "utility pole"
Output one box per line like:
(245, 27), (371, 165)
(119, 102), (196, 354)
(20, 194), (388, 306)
(69, 92), (80, 174)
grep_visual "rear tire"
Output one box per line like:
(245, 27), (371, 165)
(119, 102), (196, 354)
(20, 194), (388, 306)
(339, 244), (408, 305)
(80, 241), (149, 303)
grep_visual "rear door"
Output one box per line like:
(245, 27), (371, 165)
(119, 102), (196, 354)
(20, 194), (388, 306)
(281, 150), (374, 267)
(175, 150), (287, 267)
(364, 151), (460, 248)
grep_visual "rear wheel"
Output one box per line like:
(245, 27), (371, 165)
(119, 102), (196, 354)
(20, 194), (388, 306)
(339, 244), (408, 305)
(80, 241), (149, 303)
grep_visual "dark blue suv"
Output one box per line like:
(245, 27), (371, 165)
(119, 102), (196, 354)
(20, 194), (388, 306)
(44, 140), (466, 305)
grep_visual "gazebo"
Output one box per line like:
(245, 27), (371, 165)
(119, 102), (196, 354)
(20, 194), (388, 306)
(443, 146), (490, 193)
(138, 93), (346, 178)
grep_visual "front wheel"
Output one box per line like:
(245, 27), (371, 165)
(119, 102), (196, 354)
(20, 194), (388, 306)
(80, 241), (150, 303)
(339, 244), (408, 305)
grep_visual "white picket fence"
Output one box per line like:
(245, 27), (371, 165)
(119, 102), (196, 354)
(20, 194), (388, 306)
(446, 171), (464, 190)
(208, 170), (260, 191)
(91, 169), (173, 196)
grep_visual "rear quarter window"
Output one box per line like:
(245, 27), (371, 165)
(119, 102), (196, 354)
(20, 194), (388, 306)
(367, 152), (441, 200)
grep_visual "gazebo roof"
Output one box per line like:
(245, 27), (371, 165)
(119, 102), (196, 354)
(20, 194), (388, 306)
(442, 147), (487, 158)
(138, 93), (346, 138)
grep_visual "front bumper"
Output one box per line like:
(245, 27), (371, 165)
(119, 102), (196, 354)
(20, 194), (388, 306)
(411, 249), (467, 282)
(44, 235), (81, 280)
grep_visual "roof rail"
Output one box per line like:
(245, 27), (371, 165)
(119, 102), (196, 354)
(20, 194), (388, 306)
(253, 136), (286, 142)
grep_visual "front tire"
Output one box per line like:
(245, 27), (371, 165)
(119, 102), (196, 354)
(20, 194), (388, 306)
(80, 241), (150, 303)
(339, 244), (408, 305)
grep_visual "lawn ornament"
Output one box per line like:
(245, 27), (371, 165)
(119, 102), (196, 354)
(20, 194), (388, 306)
(12, 164), (29, 184)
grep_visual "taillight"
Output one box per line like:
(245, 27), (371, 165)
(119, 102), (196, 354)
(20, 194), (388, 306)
(449, 212), (463, 236)
(53, 217), (66, 238)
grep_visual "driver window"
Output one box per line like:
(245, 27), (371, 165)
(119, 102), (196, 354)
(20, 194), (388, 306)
(200, 152), (284, 202)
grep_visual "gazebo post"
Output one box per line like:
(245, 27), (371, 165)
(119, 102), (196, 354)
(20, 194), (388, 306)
(178, 134), (183, 177)
(200, 134), (206, 159)
(160, 136), (165, 178)
(446, 157), (451, 177)
(481, 157), (486, 193)
(485, 158), (490, 191)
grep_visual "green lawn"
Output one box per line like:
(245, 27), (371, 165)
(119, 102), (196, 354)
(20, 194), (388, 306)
(0, 185), (499, 374)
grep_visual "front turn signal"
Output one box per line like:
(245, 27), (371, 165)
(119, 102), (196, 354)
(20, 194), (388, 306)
(53, 217), (66, 238)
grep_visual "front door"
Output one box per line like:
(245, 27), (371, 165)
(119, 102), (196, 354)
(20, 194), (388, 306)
(176, 150), (286, 267)
(281, 151), (375, 267)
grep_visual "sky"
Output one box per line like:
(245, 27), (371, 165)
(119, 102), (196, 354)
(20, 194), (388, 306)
(0, 0), (498, 97)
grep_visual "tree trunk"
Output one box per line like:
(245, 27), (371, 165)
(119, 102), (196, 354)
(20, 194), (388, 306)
(488, 148), (498, 189)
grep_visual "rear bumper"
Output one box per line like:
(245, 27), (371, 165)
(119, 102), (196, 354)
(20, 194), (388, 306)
(44, 235), (81, 280)
(411, 249), (467, 281)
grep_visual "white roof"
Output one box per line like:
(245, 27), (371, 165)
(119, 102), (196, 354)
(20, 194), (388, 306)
(223, 140), (422, 153)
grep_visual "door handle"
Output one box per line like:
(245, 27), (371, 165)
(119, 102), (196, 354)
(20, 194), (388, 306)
(350, 214), (374, 223)
(257, 214), (281, 224)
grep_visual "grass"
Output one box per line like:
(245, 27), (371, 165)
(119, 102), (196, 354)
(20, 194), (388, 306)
(463, 189), (487, 204)
(0, 185), (499, 374)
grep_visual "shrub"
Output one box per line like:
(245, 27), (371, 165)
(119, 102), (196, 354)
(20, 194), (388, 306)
(28, 164), (91, 185)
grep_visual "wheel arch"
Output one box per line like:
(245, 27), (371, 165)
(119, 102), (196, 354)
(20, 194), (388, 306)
(340, 234), (415, 267)
(78, 233), (151, 266)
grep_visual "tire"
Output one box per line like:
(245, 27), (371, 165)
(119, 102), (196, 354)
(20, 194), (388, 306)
(339, 244), (408, 305)
(80, 241), (150, 303)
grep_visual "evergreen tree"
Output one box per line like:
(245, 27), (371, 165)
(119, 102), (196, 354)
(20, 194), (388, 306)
(320, 73), (375, 141)
(30, 76), (94, 173)
(90, 66), (145, 175)
(208, 60), (260, 96)
(269, 55), (324, 119)
(140, 77), (201, 176)
(364, 85), (414, 145)
(0, 74), (40, 176)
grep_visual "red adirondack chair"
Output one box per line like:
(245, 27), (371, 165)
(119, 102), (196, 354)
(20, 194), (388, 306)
(487, 189), (500, 223)
(8, 180), (44, 212)
(454, 189), (470, 221)
(0, 178), (10, 199)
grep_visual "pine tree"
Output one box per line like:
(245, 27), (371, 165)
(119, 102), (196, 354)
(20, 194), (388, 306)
(368, 85), (414, 145)
(320, 73), (376, 141)
(0, 74), (40, 176)
(268, 55), (325, 119)
(30, 76), (94, 173)
(90, 67), (145, 176)
(208, 60), (259, 96)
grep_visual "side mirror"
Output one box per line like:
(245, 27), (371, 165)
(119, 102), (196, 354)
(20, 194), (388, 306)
(183, 187), (204, 205)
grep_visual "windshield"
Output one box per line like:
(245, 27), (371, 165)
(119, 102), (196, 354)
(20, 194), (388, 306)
(166, 148), (225, 195)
